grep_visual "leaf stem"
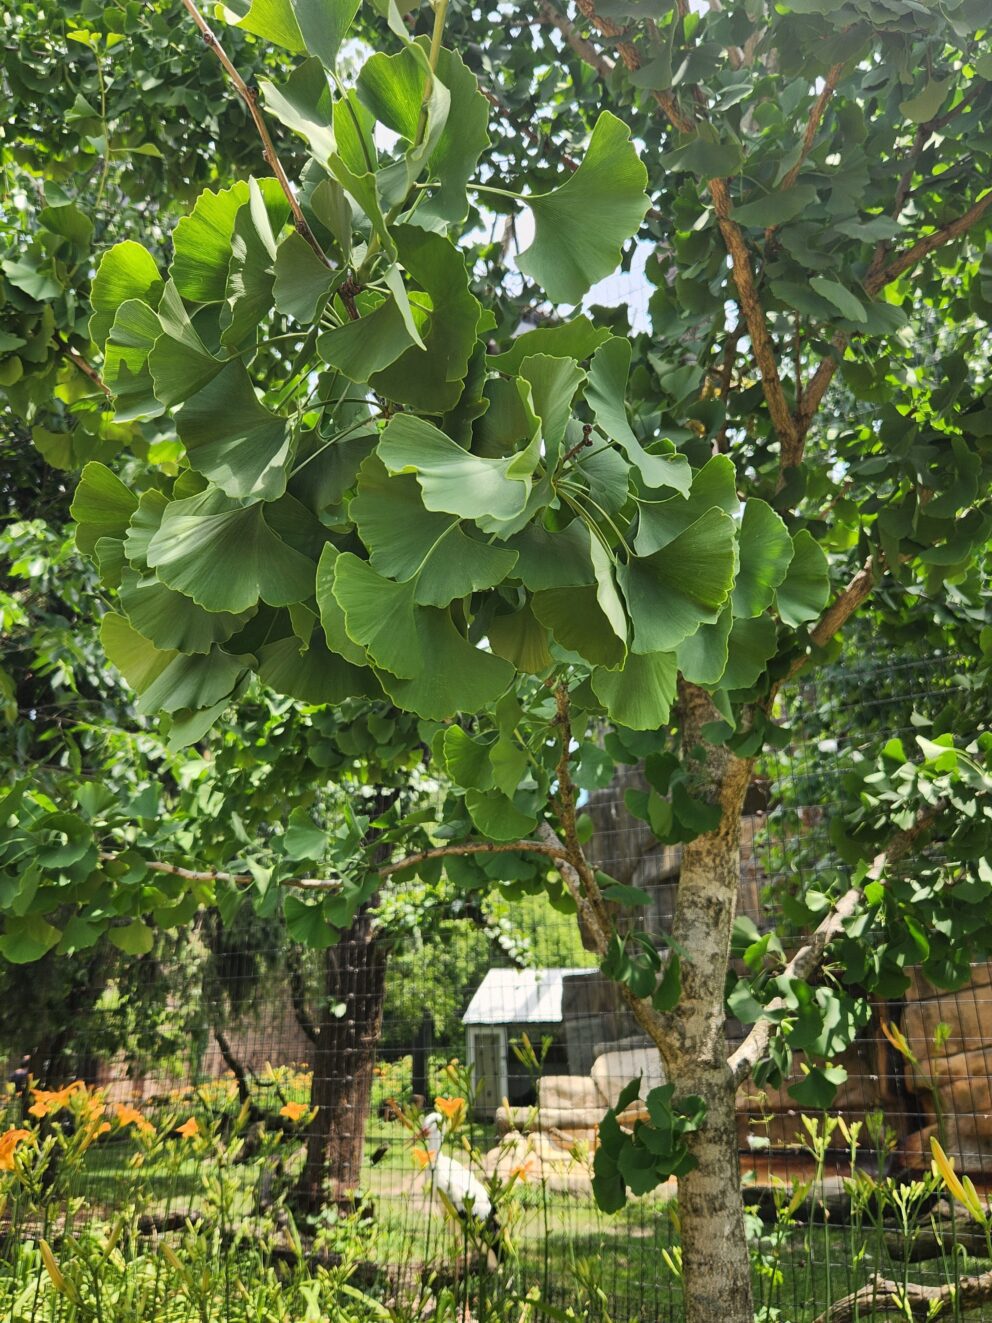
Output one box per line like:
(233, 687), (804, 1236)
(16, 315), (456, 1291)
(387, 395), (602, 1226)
(558, 480), (633, 556)
(415, 0), (450, 150)
(469, 182), (524, 201)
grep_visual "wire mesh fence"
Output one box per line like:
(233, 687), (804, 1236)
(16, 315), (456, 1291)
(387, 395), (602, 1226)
(3, 650), (991, 1321)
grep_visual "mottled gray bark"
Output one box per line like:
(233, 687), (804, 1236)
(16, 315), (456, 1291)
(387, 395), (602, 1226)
(652, 682), (756, 1323)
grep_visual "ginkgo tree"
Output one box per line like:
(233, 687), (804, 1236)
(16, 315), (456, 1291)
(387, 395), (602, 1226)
(14, 0), (992, 1317)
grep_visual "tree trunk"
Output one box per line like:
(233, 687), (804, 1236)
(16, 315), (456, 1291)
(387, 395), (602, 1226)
(293, 906), (389, 1213)
(662, 682), (756, 1323)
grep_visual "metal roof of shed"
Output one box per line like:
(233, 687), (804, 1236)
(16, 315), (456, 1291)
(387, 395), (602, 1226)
(462, 967), (596, 1026)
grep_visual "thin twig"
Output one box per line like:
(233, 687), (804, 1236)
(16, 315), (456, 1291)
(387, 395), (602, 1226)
(729, 801), (943, 1085)
(53, 334), (111, 398)
(179, 0), (328, 265)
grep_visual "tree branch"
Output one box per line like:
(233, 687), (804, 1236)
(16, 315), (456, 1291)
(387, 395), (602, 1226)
(812, 1267), (992, 1323)
(53, 334), (111, 398)
(98, 852), (344, 891)
(563, 1), (800, 463)
(729, 801), (943, 1085)
(377, 838), (570, 877)
(710, 178), (802, 463)
(777, 63), (843, 194)
(285, 947), (320, 1045)
(798, 191), (992, 439)
(539, 0), (615, 79)
(179, 0), (328, 265)
(100, 835), (574, 901)
(866, 190), (992, 294)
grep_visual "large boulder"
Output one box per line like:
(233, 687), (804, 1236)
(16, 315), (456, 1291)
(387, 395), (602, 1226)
(900, 963), (992, 1173)
(537, 1074), (604, 1112)
(590, 1043), (665, 1106)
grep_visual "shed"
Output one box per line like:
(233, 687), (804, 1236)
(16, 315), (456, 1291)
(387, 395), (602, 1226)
(462, 967), (631, 1117)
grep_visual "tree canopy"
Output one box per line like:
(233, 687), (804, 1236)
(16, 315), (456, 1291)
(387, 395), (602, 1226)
(3, 0), (992, 1318)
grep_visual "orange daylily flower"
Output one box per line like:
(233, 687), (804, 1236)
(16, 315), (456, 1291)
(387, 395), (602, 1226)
(115, 1103), (154, 1136)
(28, 1080), (86, 1119)
(0, 1128), (34, 1171)
(435, 1096), (466, 1128)
(412, 1145), (436, 1170)
(279, 1102), (308, 1123)
(175, 1117), (200, 1140)
(509, 1157), (538, 1185)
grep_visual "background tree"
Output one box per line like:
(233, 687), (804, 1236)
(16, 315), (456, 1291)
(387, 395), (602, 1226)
(5, 1), (992, 1320)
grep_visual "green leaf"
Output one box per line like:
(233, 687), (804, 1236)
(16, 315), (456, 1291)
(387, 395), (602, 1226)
(809, 276), (867, 324)
(261, 57), (336, 164)
(331, 554), (513, 718)
(314, 547), (372, 665)
(465, 789), (537, 841)
(317, 292), (418, 379)
(899, 76), (953, 124)
(677, 606), (733, 685)
(601, 882), (652, 908)
(504, 520), (594, 590)
(171, 182), (251, 304)
(89, 241), (163, 347)
(148, 282), (224, 407)
(327, 92), (393, 256)
(517, 112), (650, 304)
(532, 585), (625, 669)
(102, 613), (249, 715)
(273, 231), (336, 323)
(176, 362), (292, 502)
(733, 499), (793, 617)
(234, 0), (304, 51)
(368, 226), (482, 413)
(119, 567), (253, 655)
(102, 299), (165, 422)
(487, 317), (611, 376)
(488, 604), (553, 673)
(442, 726), (493, 791)
(283, 894), (336, 948)
(283, 807), (327, 860)
(100, 611), (174, 694)
(586, 338), (690, 493)
(71, 462), (138, 555)
(378, 413), (539, 533)
(732, 185), (817, 228)
(651, 953), (681, 1011)
(618, 508), (737, 653)
(259, 623), (378, 704)
(591, 651), (678, 729)
(0, 916), (62, 964)
(356, 43), (450, 208)
(634, 455), (739, 555)
(292, 0), (360, 69)
(222, 180), (289, 347)
(672, 136), (742, 178)
(520, 354), (586, 465)
(721, 615), (778, 690)
(419, 45), (491, 224)
(350, 456), (517, 605)
(775, 530), (829, 628)
(146, 488), (317, 613)
(109, 920), (154, 956)
(787, 1064), (847, 1109)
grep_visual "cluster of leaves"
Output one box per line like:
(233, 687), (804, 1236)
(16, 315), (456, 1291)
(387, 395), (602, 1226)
(592, 1077), (706, 1213)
